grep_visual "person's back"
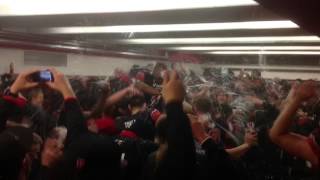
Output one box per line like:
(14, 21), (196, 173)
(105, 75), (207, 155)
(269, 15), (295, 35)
(141, 71), (196, 180)
(116, 95), (155, 140)
(40, 99), (122, 180)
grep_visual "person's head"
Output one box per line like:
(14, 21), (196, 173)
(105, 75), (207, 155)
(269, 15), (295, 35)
(128, 95), (146, 115)
(29, 88), (44, 107)
(208, 127), (222, 144)
(192, 97), (212, 115)
(114, 98), (130, 116)
(41, 127), (67, 167)
(216, 91), (228, 105)
(87, 119), (99, 133)
(234, 80), (251, 94)
(251, 70), (261, 79)
(29, 133), (43, 159)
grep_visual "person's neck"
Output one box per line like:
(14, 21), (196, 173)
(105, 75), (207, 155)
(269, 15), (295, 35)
(131, 107), (142, 115)
(31, 101), (43, 109)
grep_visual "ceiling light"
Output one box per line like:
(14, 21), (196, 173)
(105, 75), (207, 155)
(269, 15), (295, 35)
(170, 46), (320, 51)
(120, 36), (320, 44)
(0, 0), (258, 16)
(208, 51), (320, 55)
(44, 20), (298, 34)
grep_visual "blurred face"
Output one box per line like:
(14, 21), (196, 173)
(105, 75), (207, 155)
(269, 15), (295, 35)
(41, 138), (63, 167)
(31, 91), (44, 107)
(30, 133), (43, 159)
(87, 119), (98, 133)
(217, 93), (228, 105)
(41, 127), (67, 167)
(208, 128), (221, 144)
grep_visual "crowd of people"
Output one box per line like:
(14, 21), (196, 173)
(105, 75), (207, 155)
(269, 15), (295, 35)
(0, 62), (319, 180)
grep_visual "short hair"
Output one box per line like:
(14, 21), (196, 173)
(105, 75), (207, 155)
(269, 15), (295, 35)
(128, 95), (146, 108)
(193, 98), (212, 114)
(28, 88), (43, 100)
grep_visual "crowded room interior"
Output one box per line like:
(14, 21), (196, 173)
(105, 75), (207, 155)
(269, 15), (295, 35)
(0, 0), (320, 179)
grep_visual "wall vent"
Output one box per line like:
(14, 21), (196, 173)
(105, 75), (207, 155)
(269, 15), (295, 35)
(24, 50), (67, 67)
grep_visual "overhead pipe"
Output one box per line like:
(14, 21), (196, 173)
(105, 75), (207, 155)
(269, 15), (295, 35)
(0, 30), (168, 61)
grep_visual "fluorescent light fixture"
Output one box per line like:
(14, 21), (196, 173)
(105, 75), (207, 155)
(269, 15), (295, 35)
(120, 36), (320, 44)
(0, 0), (258, 16)
(208, 51), (320, 55)
(211, 65), (320, 71)
(44, 20), (298, 34)
(170, 46), (320, 51)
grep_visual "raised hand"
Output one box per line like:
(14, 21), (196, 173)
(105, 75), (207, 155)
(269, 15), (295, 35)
(244, 130), (258, 147)
(162, 71), (185, 104)
(45, 68), (75, 99)
(293, 80), (316, 102)
(10, 69), (40, 94)
(126, 84), (143, 97)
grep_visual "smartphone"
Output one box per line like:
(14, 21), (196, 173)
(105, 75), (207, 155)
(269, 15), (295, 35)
(31, 70), (54, 82)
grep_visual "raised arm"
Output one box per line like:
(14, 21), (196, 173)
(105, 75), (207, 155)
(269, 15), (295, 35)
(104, 84), (141, 108)
(269, 81), (318, 166)
(135, 81), (160, 96)
(158, 71), (196, 179)
(46, 68), (86, 146)
(0, 69), (40, 131)
(226, 130), (257, 159)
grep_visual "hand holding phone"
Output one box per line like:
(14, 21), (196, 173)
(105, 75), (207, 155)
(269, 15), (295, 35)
(10, 69), (41, 94)
(30, 70), (54, 82)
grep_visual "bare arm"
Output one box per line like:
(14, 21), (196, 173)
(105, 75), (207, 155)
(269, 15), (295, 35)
(105, 81), (159, 108)
(183, 101), (194, 114)
(104, 86), (132, 108)
(226, 144), (251, 159)
(226, 131), (257, 159)
(135, 81), (160, 95)
(269, 81), (318, 166)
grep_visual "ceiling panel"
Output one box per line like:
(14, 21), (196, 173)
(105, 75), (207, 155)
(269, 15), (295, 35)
(0, 6), (281, 28)
(0, 0), (319, 65)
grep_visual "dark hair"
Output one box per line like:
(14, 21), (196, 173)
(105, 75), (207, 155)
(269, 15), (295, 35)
(193, 98), (212, 114)
(129, 95), (146, 108)
(27, 87), (43, 101)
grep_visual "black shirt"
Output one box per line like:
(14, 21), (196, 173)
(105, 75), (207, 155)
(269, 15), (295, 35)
(116, 111), (155, 140)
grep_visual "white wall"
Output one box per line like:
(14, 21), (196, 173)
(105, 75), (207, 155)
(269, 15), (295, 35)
(210, 64), (320, 80)
(0, 47), (319, 80)
(261, 71), (319, 80)
(0, 48), (24, 74)
(66, 54), (153, 76)
(0, 48), (155, 76)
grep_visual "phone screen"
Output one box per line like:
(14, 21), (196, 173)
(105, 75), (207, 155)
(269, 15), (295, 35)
(39, 71), (53, 82)
(31, 70), (53, 82)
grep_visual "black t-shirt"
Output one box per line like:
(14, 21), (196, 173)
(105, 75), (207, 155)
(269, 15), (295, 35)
(116, 111), (155, 140)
